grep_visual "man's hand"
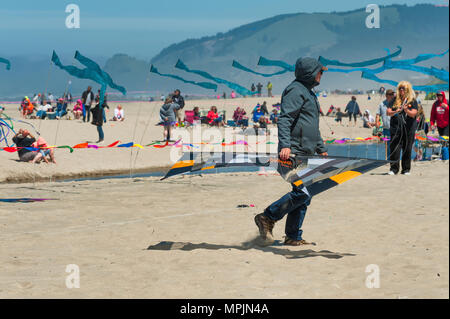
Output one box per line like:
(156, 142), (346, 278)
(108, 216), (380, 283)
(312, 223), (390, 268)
(279, 148), (291, 161)
(319, 152), (328, 157)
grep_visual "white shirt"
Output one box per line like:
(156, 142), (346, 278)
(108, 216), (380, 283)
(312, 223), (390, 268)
(37, 104), (51, 112)
(115, 108), (124, 119)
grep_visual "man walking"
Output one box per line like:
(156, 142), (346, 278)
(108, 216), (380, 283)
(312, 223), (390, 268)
(172, 89), (185, 125)
(254, 57), (328, 246)
(256, 82), (263, 97)
(345, 96), (361, 126)
(267, 81), (273, 97)
(81, 86), (94, 122)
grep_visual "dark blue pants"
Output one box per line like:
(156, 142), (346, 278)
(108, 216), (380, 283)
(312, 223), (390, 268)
(264, 185), (311, 240)
(97, 126), (104, 140)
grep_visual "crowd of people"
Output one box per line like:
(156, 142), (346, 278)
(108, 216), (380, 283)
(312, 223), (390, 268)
(250, 82), (273, 97)
(9, 81), (449, 170)
(157, 87), (282, 141)
(19, 86), (126, 125)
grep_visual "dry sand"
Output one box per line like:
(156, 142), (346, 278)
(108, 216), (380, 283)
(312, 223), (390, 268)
(0, 94), (448, 298)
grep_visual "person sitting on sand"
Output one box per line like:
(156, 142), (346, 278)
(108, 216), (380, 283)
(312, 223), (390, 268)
(232, 107), (247, 126)
(36, 101), (52, 119)
(362, 109), (376, 128)
(113, 105), (125, 121)
(252, 106), (265, 123)
(258, 116), (267, 129)
(193, 106), (201, 121)
(32, 136), (56, 164)
(72, 99), (83, 119)
(12, 129), (40, 162)
(21, 97), (34, 118)
(270, 109), (279, 124)
(55, 98), (68, 119)
(207, 106), (224, 126)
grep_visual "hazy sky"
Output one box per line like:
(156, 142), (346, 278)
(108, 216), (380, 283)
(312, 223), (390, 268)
(0, 0), (447, 60)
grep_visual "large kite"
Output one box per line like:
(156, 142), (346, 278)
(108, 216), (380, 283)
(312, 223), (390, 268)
(0, 57), (11, 70)
(162, 152), (388, 197)
(150, 65), (218, 91)
(51, 51), (126, 107)
(231, 47), (449, 92)
(175, 59), (256, 96)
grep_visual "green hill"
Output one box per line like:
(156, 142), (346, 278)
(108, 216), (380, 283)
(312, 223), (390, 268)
(0, 4), (448, 98)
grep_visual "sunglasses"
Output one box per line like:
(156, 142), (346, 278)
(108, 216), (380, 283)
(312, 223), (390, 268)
(399, 87), (406, 91)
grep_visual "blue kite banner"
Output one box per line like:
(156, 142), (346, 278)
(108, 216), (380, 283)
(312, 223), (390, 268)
(384, 59), (449, 82)
(74, 51), (127, 96)
(150, 65), (218, 91)
(319, 46), (402, 67)
(257, 56), (294, 71)
(384, 49), (449, 66)
(52, 51), (105, 84)
(361, 71), (448, 92)
(175, 59), (255, 96)
(232, 60), (289, 77)
(0, 57), (11, 70)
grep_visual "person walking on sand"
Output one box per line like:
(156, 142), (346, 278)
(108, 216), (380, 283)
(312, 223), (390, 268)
(172, 89), (185, 125)
(90, 96), (105, 143)
(345, 96), (361, 126)
(386, 81), (418, 175)
(267, 81), (273, 97)
(430, 91), (449, 137)
(256, 82), (263, 97)
(81, 86), (94, 123)
(159, 97), (179, 142)
(254, 57), (328, 246)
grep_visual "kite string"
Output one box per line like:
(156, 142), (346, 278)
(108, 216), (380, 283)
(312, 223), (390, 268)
(129, 100), (143, 178)
(133, 99), (158, 170)
(54, 57), (76, 147)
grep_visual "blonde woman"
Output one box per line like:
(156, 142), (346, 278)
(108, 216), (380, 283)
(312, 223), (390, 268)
(386, 81), (418, 175)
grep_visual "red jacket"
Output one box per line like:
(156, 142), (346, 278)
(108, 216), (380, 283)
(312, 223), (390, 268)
(207, 110), (218, 124)
(430, 91), (449, 128)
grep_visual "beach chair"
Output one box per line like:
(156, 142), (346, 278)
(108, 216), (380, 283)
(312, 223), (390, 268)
(184, 110), (195, 126)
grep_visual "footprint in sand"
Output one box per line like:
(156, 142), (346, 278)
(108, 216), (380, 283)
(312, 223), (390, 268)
(16, 282), (33, 289)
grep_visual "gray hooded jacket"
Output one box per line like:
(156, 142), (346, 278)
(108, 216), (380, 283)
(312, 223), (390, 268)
(277, 57), (327, 156)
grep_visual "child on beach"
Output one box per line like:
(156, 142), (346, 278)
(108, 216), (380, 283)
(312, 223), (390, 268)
(72, 99), (83, 120)
(32, 136), (56, 164)
(113, 105), (125, 121)
(335, 107), (344, 125)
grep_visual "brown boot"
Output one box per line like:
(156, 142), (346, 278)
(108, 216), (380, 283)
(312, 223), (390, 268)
(254, 213), (276, 242)
(284, 237), (315, 246)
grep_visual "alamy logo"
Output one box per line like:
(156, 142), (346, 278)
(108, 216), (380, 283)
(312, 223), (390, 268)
(65, 4), (80, 29)
(365, 264), (380, 288)
(365, 4), (380, 29)
(65, 264), (80, 288)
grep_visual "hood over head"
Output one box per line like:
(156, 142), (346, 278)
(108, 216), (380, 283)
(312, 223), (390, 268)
(294, 57), (327, 89)
(437, 91), (447, 106)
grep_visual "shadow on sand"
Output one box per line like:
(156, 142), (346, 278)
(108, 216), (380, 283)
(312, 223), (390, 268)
(147, 237), (356, 260)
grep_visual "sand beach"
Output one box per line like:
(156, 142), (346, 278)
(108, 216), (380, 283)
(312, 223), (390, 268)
(0, 94), (448, 298)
